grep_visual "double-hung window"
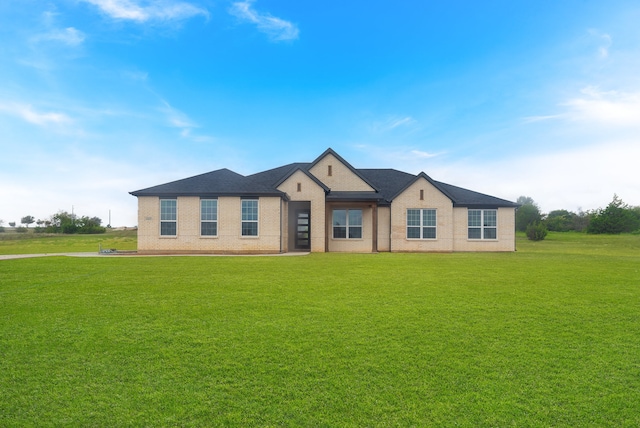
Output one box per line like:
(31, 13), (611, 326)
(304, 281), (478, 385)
(407, 209), (436, 239)
(200, 199), (218, 236)
(160, 199), (177, 236)
(332, 209), (362, 239)
(241, 199), (259, 236)
(468, 209), (497, 239)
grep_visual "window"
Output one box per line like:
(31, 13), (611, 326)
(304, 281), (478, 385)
(201, 199), (218, 236)
(333, 209), (362, 239)
(241, 199), (258, 236)
(468, 209), (497, 239)
(160, 199), (177, 236)
(407, 209), (436, 239)
(328, 165), (332, 176)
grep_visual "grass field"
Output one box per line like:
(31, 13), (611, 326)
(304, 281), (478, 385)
(0, 228), (137, 255)
(1, 232), (639, 426)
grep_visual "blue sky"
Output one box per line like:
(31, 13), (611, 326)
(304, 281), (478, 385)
(1, 0), (639, 227)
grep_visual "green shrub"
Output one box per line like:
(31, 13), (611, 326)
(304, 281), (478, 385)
(526, 221), (548, 241)
(588, 195), (640, 234)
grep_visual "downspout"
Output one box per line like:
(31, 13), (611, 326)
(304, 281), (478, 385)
(280, 198), (283, 253)
(514, 207), (518, 252)
(389, 202), (392, 252)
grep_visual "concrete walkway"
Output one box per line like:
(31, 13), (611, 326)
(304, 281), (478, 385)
(0, 252), (310, 260)
(0, 252), (101, 260)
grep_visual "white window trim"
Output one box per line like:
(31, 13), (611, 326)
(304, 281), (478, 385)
(406, 208), (437, 240)
(241, 199), (259, 238)
(159, 198), (177, 238)
(332, 208), (363, 240)
(468, 209), (498, 240)
(200, 198), (218, 238)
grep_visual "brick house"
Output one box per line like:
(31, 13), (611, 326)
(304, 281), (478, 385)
(130, 148), (518, 254)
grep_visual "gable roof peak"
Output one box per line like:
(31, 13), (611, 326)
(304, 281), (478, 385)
(310, 148), (380, 192)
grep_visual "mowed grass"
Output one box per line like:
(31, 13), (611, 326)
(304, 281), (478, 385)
(1, 234), (639, 426)
(0, 228), (137, 255)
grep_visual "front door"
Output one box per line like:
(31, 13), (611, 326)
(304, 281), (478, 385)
(295, 209), (311, 250)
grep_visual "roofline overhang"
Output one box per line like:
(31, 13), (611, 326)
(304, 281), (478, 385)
(129, 191), (288, 199)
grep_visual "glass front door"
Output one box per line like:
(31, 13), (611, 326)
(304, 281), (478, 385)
(295, 210), (310, 250)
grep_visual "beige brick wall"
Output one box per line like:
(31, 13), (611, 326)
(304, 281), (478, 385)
(452, 207), (516, 251)
(277, 170), (327, 252)
(136, 196), (282, 254)
(377, 206), (391, 252)
(309, 153), (374, 191)
(390, 178), (455, 252)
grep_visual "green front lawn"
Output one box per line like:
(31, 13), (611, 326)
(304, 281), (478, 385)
(1, 233), (639, 426)
(0, 228), (137, 254)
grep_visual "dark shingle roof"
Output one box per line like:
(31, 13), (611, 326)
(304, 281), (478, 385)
(130, 149), (518, 208)
(129, 168), (285, 198)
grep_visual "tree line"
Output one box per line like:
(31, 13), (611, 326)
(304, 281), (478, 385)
(517, 194), (640, 241)
(0, 211), (106, 234)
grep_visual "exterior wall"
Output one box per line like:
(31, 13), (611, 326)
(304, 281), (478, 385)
(137, 196), (282, 254)
(326, 202), (374, 252)
(309, 153), (374, 191)
(390, 178), (455, 252)
(452, 207), (516, 252)
(377, 206), (391, 252)
(277, 170), (327, 252)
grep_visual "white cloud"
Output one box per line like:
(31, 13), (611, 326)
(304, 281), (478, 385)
(158, 100), (214, 142)
(371, 116), (416, 133)
(423, 139), (640, 214)
(523, 87), (640, 128)
(82, 0), (209, 23)
(588, 29), (612, 59)
(36, 27), (86, 46)
(159, 99), (195, 128)
(563, 86), (640, 126)
(353, 144), (444, 169)
(0, 103), (72, 126)
(410, 150), (439, 159)
(229, 0), (299, 41)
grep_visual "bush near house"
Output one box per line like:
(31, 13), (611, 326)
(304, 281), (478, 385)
(526, 221), (548, 241)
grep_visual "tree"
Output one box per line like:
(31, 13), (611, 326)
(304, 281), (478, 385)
(587, 195), (640, 234)
(21, 215), (35, 228)
(571, 209), (591, 232)
(44, 211), (106, 234)
(516, 196), (542, 232)
(546, 209), (575, 232)
(9, 222), (16, 227)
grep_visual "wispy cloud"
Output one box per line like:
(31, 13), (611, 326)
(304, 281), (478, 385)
(34, 27), (86, 46)
(371, 115), (416, 133)
(82, 0), (208, 23)
(410, 150), (439, 159)
(0, 103), (72, 126)
(588, 29), (612, 59)
(354, 144), (444, 170)
(159, 100), (214, 142)
(523, 87), (640, 127)
(563, 86), (640, 126)
(229, 0), (299, 41)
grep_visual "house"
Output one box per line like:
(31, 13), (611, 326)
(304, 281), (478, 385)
(130, 148), (519, 254)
